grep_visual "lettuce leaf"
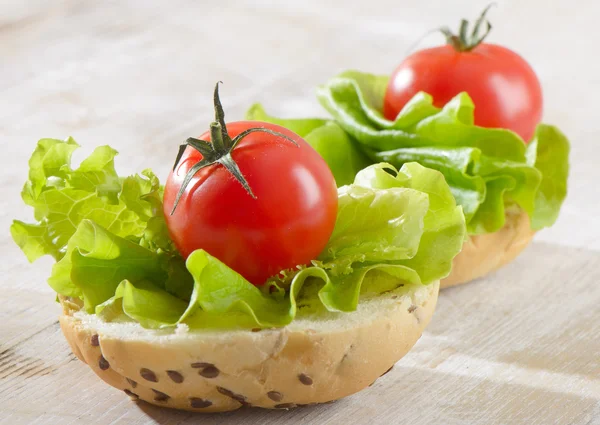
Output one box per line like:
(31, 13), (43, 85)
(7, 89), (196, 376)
(11, 138), (190, 310)
(314, 71), (569, 233)
(526, 125), (570, 229)
(97, 163), (464, 328)
(11, 139), (163, 261)
(352, 163), (467, 283)
(13, 138), (465, 330)
(246, 103), (329, 137)
(246, 104), (370, 186)
(49, 219), (171, 311)
(96, 280), (189, 329)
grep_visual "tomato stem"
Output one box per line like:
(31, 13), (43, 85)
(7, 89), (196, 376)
(441, 3), (496, 52)
(169, 82), (299, 215)
(210, 122), (226, 154)
(212, 81), (231, 149)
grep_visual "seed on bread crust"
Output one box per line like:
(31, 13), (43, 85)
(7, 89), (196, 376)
(98, 355), (109, 370)
(124, 389), (139, 400)
(90, 334), (99, 347)
(166, 370), (184, 383)
(267, 391), (283, 402)
(191, 362), (220, 378)
(298, 373), (313, 385)
(152, 389), (170, 402)
(140, 368), (158, 382)
(198, 365), (219, 378)
(407, 305), (417, 313)
(217, 387), (248, 405)
(190, 397), (213, 408)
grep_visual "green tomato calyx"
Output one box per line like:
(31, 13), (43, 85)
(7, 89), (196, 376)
(441, 3), (495, 52)
(170, 82), (298, 215)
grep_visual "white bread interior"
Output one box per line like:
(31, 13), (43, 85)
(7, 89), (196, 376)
(441, 209), (535, 288)
(59, 280), (439, 412)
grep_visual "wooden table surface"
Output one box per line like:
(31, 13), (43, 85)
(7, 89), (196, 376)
(1, 1), (599, 424)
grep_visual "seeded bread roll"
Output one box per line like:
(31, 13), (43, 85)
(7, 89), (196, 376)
(58, 281), (438, 412)
(441, 210), (535, 288)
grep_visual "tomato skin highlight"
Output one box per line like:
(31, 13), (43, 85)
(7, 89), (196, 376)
(163, 121), (338, 286)
(383, 43), (543, 142)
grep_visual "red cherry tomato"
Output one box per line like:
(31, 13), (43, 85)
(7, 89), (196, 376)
(383, 9), (542, 142)
(164, 119), (338, 286)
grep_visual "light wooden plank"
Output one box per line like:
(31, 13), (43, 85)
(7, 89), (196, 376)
(1, 1), (599, 424)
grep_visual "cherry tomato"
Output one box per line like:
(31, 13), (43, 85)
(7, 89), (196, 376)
(383, 8), (542, 142)
(164, 97), (338, 285)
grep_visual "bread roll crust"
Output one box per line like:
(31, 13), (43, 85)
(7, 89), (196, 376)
(59, 281), (439, 412)
(441, 210), (535, 288)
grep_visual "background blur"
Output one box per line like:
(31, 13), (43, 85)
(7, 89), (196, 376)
(2, 1), (599, 424)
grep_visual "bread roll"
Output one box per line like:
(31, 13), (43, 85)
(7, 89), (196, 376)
(441, 210), (534, 288)
(59, 281), (439, 412)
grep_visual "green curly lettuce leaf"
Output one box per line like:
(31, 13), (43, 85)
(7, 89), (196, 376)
(314, 71), (569, 234)
(246, 104), (370, 186)
(11, 138), (167, 262)
(13, 138), (465, 330)
(526, 125), (570, 229)
(97, 163), (465, 328)
(11, 138), (190, 310)
(96, 280), (189, 329)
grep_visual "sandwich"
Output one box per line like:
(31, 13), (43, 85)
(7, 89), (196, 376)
(12, 84), (466, 411)
(246, 8), (569, 288)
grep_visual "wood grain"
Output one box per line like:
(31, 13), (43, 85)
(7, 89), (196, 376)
(1, 1), (598, 424)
